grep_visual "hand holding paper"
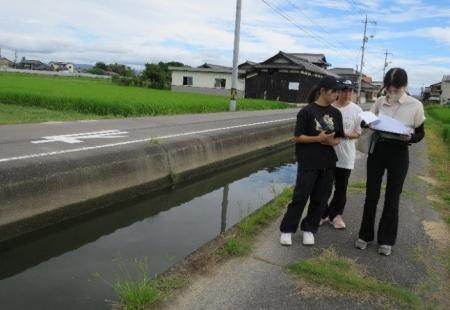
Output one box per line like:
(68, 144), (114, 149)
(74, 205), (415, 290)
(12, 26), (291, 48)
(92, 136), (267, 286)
(358, 112), (413, 135)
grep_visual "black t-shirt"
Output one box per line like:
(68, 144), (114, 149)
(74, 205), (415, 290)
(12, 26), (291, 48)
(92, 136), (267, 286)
(294, 102), (345, 169)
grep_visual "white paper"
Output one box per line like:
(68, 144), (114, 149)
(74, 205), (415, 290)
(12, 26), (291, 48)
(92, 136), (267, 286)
(370, 114), (414, 135)
(359, 111), (379, 125)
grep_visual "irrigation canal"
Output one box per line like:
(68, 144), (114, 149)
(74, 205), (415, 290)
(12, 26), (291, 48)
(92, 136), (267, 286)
(0, 147), (296, 310)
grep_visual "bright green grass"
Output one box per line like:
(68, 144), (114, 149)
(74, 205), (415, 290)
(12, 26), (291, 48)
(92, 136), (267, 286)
(287, 248), (422, 309)
(425, 107), (450, 227)
(0, 102), (113, 124)
(426, 105), (450, 124)
(95, 258), (185, 310)
(0, 72), (290, 117)
(222, 187), (293, 257)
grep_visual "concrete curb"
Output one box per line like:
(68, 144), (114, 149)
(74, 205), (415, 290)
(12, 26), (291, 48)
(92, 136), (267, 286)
(0, 121), (295, 243)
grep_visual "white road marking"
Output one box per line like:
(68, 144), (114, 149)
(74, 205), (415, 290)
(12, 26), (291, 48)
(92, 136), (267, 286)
(0, 118), (295, 163)
(32, 130), (129, 144)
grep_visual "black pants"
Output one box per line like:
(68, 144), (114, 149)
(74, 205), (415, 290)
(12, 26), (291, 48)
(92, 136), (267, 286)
(358, 142), (409, 246)
(280, 167), (334, 234)
(323, 167), (352, 221)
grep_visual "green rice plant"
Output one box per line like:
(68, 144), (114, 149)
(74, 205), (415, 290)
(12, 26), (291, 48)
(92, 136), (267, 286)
(0, 72), (290, 118)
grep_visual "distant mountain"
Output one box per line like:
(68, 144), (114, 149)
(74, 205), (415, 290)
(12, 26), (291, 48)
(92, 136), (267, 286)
(74, 63), (93, 70)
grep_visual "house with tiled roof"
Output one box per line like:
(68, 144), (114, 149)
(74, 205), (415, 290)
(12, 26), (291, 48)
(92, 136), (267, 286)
(0, 57), (13, 69)
(328, 67), (379, 103)
(242, 51), (338, 103)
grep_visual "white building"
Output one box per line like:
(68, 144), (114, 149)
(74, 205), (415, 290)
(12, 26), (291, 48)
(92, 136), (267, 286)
(170, 63), (245, 97)
(441, 75), (450, 105)
(49, 62), (75, 73)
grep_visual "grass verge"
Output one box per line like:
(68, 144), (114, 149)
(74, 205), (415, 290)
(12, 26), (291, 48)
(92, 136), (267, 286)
(424, 106), (450, 227)
(287, 248), (422, 309)
(95, 257), (185, 310)
(220, 187), (293, 257)
(0, 102), (112, 124)
(99, 187), (293, 309)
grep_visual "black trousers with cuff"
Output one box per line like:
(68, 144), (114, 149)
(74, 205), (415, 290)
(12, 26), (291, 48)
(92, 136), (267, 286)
(358, 141), (409, 246)
(322, 167), (352, 221)
(280, 166), (334, 234)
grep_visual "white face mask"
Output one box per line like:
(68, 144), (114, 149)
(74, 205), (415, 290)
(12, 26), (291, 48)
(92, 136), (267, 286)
(387, 88), (405, 103)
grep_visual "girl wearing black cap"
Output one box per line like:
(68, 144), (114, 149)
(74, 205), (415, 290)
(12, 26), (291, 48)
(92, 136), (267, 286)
(280, 76), (345, 246)
(355, 68), (425, 256)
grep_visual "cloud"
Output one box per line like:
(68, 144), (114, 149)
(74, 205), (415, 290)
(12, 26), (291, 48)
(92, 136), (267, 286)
(0, 0), (448, 93)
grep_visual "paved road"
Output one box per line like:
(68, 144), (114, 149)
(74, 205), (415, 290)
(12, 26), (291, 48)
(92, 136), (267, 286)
(165, 141), (448, 309)
(0, 109), (298, 164)
(0, 102), (374, 165)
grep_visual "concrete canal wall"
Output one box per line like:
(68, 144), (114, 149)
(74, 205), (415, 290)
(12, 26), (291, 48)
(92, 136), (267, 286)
(0, 121), (295, 243)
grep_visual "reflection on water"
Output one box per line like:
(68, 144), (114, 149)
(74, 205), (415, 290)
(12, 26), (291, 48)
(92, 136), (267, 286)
(0, 148), (296, 310)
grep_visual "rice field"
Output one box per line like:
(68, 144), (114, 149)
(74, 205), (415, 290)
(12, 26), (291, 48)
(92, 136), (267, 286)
(0, 73), (290, 117)
(426, 105), (450, 143)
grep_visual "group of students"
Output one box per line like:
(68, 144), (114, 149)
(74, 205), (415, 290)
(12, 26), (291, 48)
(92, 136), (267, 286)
(279, 68), (425, 256)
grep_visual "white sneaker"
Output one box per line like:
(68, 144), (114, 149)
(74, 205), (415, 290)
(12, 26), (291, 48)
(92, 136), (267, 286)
(319, 217), (330, 226)
(280, 233), (292, 246)
(331, 215), (346, 229)
(302, 231), (315, 245)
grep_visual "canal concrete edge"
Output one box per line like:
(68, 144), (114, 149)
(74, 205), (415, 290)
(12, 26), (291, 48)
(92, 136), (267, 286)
(0, 121), (295, 243)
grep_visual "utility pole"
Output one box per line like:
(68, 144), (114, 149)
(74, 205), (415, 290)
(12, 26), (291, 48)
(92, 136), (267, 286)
(356, 15), (376, 104)
(230, 0), (242, 112)
(14, 50), (18, 68)
(382, 50), (393, 78)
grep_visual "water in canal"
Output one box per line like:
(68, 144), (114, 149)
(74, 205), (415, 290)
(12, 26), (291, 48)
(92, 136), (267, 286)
(0, 148), (297, 309)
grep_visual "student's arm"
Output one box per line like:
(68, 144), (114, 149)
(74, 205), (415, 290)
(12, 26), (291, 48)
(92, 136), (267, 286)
(409, 122), (425, 143)
(294, 132), (335, 144)
(293, 109), (336, 144)
(403, 102), (426, 143)
(347, 108), (363, 139)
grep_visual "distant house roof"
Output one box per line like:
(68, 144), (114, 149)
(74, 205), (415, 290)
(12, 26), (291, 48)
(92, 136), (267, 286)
(0, 57), (13, 65)
(169, 64), (244, 74)
(198, 63), (231, 70)
(253, 51), (339, 77)
(49, 61), (73, 66)
(239, 61), (256, 66)
(20, 59), (45, 65)
(430, 82), (442, 88)
(286, 53), (331, 67)
(329, 67), (359, 76)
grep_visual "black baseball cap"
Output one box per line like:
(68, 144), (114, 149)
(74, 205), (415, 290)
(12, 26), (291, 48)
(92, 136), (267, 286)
(317, 76), (340, 90)
(338, 78), (356, 90)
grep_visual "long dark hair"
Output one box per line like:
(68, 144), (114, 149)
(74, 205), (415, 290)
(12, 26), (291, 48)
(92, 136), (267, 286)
(307, 85), (321, 103)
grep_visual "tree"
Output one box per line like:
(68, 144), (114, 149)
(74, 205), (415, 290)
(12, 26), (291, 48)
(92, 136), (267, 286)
(95, 62), (107, 70)
(141, 61), (185, 89)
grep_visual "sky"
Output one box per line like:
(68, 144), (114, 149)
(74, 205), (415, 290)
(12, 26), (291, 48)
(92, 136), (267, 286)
(1, 0), (449, 95)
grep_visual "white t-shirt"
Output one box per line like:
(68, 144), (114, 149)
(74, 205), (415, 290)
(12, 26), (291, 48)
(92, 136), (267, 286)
(332, 102), (363, 170)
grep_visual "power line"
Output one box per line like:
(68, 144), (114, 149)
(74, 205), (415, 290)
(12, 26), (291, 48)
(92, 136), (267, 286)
(284, 0), (331, 35)
(344, 0), (366, 16)
(283, 0), (357, 52)
(260, 0), (357, 65)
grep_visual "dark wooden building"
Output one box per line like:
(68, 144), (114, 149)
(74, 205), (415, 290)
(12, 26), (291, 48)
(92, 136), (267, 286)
(16, 58), (49, 71)
(243, 51), (337, 103)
